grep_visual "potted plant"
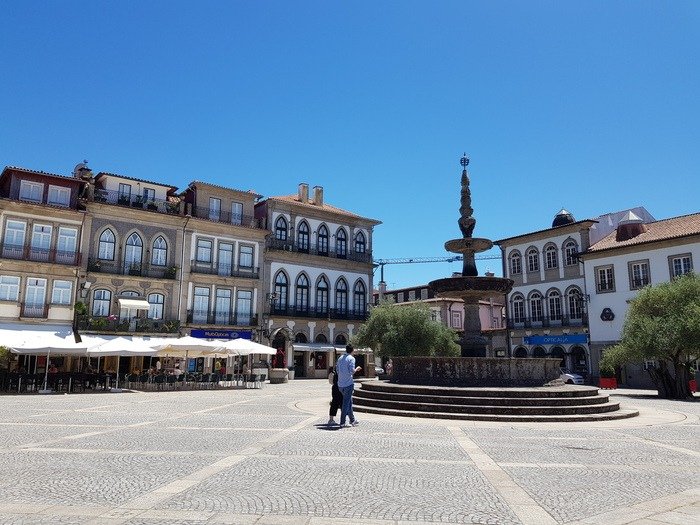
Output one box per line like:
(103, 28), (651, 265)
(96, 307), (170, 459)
(166, 201), (180, 215)
(146, 200), (158, 211)
(74, 301), (88, 316)
(88, 259), (102, 272)
(128, 263), (141, 276)
(118, 194), (130, 206)
(131, 195), (144, 208)
(164, 266), (177, 279)
(599, 363), (617, 389)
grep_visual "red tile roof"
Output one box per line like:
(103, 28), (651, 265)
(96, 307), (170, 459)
(585, 212), (700, 253)
(264, 195), (382, 225)
(2, 165), (82, 182)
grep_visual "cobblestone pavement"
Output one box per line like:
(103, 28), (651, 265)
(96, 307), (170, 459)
(0, 383), (697, 524)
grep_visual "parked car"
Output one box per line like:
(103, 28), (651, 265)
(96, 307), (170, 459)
(560, 369), (584, 385)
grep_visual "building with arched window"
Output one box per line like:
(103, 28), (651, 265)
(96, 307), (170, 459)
(255, 183), (381, 378)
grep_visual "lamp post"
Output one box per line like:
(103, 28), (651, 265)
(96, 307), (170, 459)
(258, 292), (277, 343)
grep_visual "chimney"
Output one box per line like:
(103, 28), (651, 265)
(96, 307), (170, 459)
(485, 271), (495, 277)
(298, 183), (309, 203)
(313, 185), (324, 206)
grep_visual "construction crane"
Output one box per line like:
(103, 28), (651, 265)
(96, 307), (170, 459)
(374, 255), (501, 283)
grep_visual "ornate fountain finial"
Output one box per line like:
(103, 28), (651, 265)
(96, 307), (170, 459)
(458, 153), (476, 238)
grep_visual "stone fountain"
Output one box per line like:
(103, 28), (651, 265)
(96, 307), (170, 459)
(429, 155), (514, 357)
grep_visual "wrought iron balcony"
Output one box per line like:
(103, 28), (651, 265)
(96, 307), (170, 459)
(506, 314), (588, 329)
(87, 259), (177, 279)
(190, 261), (260, 279)
(191, 206), (266, 230)
(76, 314), (180, 333)
(266, 238), (372, 264)
(0, 242), (81, 266)
(186, 310), (257, 327)
(270, 305), (369, 321)
(20, 303), (49, 318)
(93, 189), (182, 215)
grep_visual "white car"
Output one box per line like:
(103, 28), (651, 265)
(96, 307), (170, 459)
(560, 370), (585, 385)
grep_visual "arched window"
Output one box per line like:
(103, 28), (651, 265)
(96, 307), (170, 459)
(568, 288), (583, 320)
(148, 293), (164, 320)
(98, 229), (115, 260)
(511, 294), (525, 323)
(354, 231), (366, 254)
(124, 233), (143, 274)
(336, 229), (347, 258)
(315, 333), (328, 343)
(297, 221), (310, 252)
(533, 347), (546, 357)
(353, 280), (367, 315)
(545, 245), (558, 269)
(151, 236), (167, 266)
(295, 274), (309, 312)
(119, 290), (140, 322)
(92, 289), (111, 316)
(274, 216), (288, 241)
(274, 272), (288, 311)
(509, 251), (522, 275)
(514, 347), (528, 358)
(550, 346), (566, 367)
(564, 240), (578, 266)
(317, 225), (329, 255)
(527, 248), (540, 272)
(547, 290), (562, 321)
(335, 334), (347, 345)
(294, 332), (308, 343)
(335, 278), (348, 314)
(529, 292), (543, 321)
(316, 276), (329, 313)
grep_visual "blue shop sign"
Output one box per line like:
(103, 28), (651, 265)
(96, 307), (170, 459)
(523, 334), (588, 345)
(190, 329), (252, 340)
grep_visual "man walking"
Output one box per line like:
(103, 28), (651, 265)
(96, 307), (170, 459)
(336, 344), (362, 427)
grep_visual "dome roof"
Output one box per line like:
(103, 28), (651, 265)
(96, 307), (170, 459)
(552, 208), (576, 227)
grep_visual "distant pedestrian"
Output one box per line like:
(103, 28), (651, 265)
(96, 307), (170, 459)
(385, 358), (393, 377)
(336, 344), (362, 427)
(327, 366), (343, 425)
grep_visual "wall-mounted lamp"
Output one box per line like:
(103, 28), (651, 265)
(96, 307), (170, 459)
(79, 281), (93, 299)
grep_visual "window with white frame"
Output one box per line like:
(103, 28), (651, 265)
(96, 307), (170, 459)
(31, 224), (52, 260)
(420, 288), (428, 300)
(57, 227), (78, 259)
(148, 293), (164, 320)
(547, 290), (562, 320)
(0, 275), (20, 301)
(564, 240), (578, 266)
(629, 260), (650, 289)
(196, 238), (212, 263)
(527, 248), (540, 272)
(98, 229), (116, 260)
(151, 236), (167, 266)
(509, 252), (522, 275)
(193, 287), (210, 323)
(430, 309), (439, 322)
(274, 216), (288, 241)
(238, 245), (253, 269)
(451, 311), (462, 328)
(529, 292), (543, 321)
(511, 295), (525, 323)
(231, 202), (243, 225)
(92, 289), (111, 316)
(143, 188), (155, 202)
(209, 198), (221, 221)
(4, 220), (26, 247)
(669, 254), (693, 278)
(408, 290), (416, 301)
(596, 265), (615, 292)
(47, 185), (70, 207)
(118, 183), (131, 201)
(215, 288), (231, 324)
(51, 280), (72, 305)
(545, 245), (558, 269)
(235, 290), (252, 325)
(568, 288), (583, 319)
(19, 180), (43, 202)
(25, 278), (47, 309)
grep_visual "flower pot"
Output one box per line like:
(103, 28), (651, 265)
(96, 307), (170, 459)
(689, 379), (697, 393)
(268, 368), (288, 384)
(599, 377), (617, 389)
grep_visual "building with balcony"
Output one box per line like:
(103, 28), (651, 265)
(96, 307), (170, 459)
(580, 211), (700, 387)
(495, 207), (655, 380)
(255, 183), (381, 378)
(0, 166), (87, 373)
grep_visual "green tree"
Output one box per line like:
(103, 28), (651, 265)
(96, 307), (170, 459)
(600, 273), (700, 399)
(0, 346), (11, 371)
(354, 302), (460, 358)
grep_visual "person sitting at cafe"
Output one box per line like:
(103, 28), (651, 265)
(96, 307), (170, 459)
(48, 363), (58, 373)
(173, 365), (183, 378)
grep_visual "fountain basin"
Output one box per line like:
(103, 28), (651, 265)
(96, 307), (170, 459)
(445, 237), (493, 254)
(430, 275), (514, 300)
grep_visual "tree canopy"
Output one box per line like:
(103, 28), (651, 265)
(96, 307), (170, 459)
(601, 272), (700, 399)
(354, 302), (460, 358)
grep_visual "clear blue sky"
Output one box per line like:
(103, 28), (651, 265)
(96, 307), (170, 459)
(1, 1), (698, 289)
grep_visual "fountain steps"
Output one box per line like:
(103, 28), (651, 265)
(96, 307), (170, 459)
(353, 382), (639, 422)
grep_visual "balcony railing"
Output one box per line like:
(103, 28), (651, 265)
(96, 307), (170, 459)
(76, 314), (180, 333)
(93, 189), (182, 215)
(191, 206), (266, 230)
(0, 242), (81, 266)
(190, 261), (260, 279)
(87, 259), (177, 279)
(266, 238), (372, 264)
(271, 305), (369, 321)
(21, 303), (49, 318)
(186, 310), (257, 326)
(506, 314), (588, 329)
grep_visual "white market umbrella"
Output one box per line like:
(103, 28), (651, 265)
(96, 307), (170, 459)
(153, 336), (224, 357)
(85, 337), (157, 391)
(216, 338), (276, 356)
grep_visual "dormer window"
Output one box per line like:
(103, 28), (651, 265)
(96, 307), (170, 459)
(48, 185), (70, 207)
(20, 181), (43, 203)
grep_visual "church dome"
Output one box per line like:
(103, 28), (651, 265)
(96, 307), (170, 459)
(552, 208), (575, 227)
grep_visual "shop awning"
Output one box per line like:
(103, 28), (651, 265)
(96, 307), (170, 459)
(292, 343), (335, 353)
(118, 298), (151, 310)
(334, 346), (373, 354)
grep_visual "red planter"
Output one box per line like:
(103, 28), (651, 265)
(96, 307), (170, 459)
(599, 377), (618, 389)
(689, 379), (697, 393)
